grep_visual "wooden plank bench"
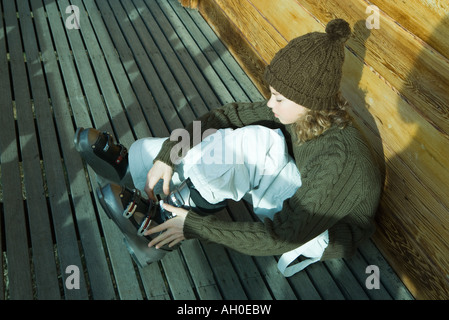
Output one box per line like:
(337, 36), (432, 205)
(0, 0), (413, 300)
(182, 0), (449, 300)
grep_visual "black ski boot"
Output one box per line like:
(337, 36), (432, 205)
(96, 183), (173, 267)
(74, 127), (133, 188)
(96, 178), (227, 267)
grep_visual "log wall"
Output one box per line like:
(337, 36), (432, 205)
(179, 0), (449, 300)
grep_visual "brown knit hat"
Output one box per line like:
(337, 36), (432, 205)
(264, 19), (351, 110)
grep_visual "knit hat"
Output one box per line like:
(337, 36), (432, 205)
(264, 19), (351, 111)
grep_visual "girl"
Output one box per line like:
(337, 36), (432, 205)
(77, 19), (382, 276)
(137, 19), (382, 276)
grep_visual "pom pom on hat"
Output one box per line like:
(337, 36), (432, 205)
(325, 19), (351, 43)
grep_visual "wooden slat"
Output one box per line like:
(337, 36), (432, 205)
(161, 251), (197, 300)
(0, 200), (3, 300)
(138, 262), (170, 299)
(103, 0), (184, 131)
(17, 0), (75, 300)
(30, 0), (91, 300)
(139, 262), (171, 299)
(197, 0), (270, 97)
(150, 0), (234, 107)
(167, 0), (251, 103)
(0, 1), (34, 300)
(201, 241), (248, 300)
(41, 0), (116, 299)
(370, 0), (449, 60)
(60, 0), (134, 144)
(230, 251), (273, 300)
(81, 0), (156, 140)
(358, 240), (414, 300)
(226, 200), (299, 299)
(287, 270), (322, 300)
(71, 0), (149, 300)
(343, 249), (393, 300)
(85, 3), (169, 139)
(179, 240), (222, 299)
(305, 263), (345, 300)
(136, 0), (214, 113)
(217, 208), (273, 300)
(3, 0), (53, 299)
(122, 0), (207, 120)
(93, 0), (178, 299)
(184, 2), (263, 102)
(253, 256), (298, 300)
(324, 259), (370, 300)
(38, 0), (90, 128)
(72, 0), (150, 300)
(341, 51), (449, 299)
(114, 1), (220, 298)
(95, 3), (170, 138)
(119, 0), (198, 126)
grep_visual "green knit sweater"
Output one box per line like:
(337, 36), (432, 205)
(154, 101), (382, 260)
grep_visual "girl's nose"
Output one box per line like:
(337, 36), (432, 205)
(267, 95), (275, 109)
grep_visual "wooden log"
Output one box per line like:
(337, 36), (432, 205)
(0, 3), (34, 297)
(369, 0), (449, 60)
(297, 0), (449, 139)
(341, 46), (449, 300)
(209, 0), (449, 138)
(193, 0), (449, 300)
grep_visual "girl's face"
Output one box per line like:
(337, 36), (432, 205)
(267, 87), (308, 125)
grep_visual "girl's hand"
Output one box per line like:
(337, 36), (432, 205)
(145, 160), (173, 201)
(145, 203), (188, 249)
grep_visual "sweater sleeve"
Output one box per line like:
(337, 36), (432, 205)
(183, 130), (372, 256)
(154, 101), (276, 167)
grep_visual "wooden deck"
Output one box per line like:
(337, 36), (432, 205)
(0, 0), (414, 300)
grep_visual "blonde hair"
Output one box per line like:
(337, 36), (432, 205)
(292, 93), (352, 144)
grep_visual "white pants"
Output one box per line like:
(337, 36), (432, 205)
(129, 125), (328, 276)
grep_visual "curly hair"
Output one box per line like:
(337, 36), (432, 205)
(292, 93), (352, 144)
